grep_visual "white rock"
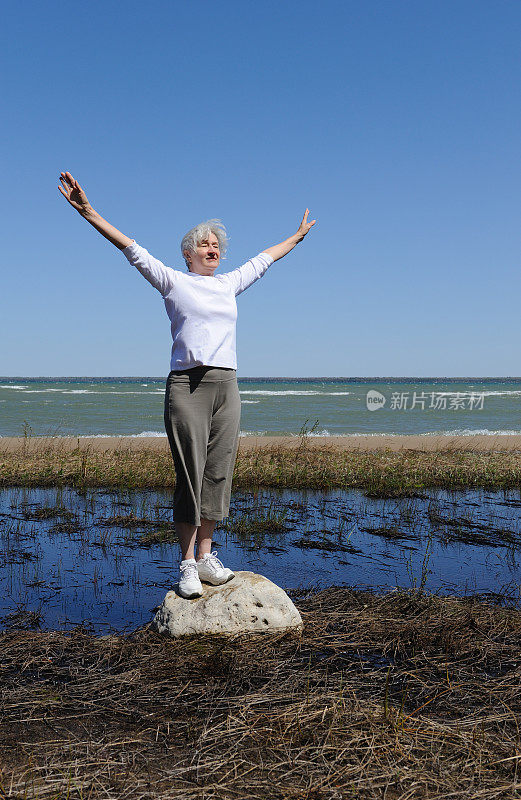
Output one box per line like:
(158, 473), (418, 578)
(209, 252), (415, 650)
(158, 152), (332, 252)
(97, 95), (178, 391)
(152, 570), (303, 637)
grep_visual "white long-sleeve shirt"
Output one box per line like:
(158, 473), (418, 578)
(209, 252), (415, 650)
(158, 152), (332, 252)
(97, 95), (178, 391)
(122, 241), (274, 371)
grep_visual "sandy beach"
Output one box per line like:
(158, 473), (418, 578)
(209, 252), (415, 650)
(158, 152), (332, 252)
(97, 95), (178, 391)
(2, 433), (521, 453)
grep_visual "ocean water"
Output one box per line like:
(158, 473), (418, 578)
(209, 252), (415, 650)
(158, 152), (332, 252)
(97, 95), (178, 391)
(0, 377), (521, 438)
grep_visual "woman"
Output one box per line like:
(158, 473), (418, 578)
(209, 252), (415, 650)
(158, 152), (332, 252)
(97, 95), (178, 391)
(58, 171), (316, 598)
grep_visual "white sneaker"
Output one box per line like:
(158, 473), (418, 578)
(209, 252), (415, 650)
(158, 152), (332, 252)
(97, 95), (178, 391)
(178, 559), (203, 599)
(197, 551), (235, 586)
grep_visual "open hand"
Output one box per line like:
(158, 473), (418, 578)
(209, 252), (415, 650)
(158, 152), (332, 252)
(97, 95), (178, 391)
(297, 208), (316, 239)
(58, 172), (92, 214)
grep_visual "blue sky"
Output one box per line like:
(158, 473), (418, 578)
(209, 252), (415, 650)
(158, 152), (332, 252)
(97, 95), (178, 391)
(2, 0), (520, 377)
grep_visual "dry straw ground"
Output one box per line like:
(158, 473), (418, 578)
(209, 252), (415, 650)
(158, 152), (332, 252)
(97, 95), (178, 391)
(1, 588), (521, 799)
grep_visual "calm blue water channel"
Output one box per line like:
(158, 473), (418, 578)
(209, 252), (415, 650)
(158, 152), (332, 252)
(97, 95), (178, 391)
(1, 486), (521, 633)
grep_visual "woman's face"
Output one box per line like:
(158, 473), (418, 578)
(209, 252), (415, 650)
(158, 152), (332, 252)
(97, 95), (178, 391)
(185, 233), (220, 275)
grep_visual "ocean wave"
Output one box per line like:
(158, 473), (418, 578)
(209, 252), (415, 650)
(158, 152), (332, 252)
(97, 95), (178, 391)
(407, 390), (521, 398)
(479, 391), (521, 397)
(3, 428), (521, 439)
(77, 431), (168, 438)
(68, 390), (160, 395)
(241, 400), (260, 404)
(239, 390), (350, 396)
(293, 429), (521, 437)
(420, 428), (521, 436)
(11, 389), (162, 395)
(0, 385), (28, 390)
(82, 431), (275, 438)
(80, 431), (270, 438)
(250, 429), (521, 437)
(11, 388), (67, 393)
(9, 388), (74, 394)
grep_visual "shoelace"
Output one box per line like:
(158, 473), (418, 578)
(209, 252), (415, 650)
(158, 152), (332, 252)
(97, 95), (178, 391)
(179, 562), (198, 580)
(203, 550), (225, 570)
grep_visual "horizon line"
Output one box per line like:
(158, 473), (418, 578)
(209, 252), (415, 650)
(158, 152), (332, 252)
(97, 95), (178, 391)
(2, 376), (521, 382)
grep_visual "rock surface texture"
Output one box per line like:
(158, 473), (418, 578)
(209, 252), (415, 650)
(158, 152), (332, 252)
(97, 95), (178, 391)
(152, 571), (303, 637)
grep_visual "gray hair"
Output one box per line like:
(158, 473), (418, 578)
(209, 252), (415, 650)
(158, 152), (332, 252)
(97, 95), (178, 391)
(180, 219), (229, 269)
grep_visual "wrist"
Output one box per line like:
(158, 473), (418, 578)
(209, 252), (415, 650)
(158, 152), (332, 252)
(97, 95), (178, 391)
(80, 205), (96, 220)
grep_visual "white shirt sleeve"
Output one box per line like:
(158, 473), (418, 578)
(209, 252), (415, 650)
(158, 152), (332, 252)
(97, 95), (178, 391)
(222, 252), (274, 297)
(122, 240), (176, 297)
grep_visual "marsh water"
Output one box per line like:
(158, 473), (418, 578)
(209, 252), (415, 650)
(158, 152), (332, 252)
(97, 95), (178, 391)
(1, 486), (521, 633)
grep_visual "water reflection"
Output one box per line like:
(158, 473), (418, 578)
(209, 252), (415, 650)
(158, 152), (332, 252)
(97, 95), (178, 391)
(1, 486), (521, 632)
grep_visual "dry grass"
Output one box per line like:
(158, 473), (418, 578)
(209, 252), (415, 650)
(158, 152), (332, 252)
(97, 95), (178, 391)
(2, 438), (521, 495)
(0, 588), (521, 798)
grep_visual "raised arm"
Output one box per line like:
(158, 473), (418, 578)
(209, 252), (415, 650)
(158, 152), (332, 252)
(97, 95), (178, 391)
(262, 208), (316, 262)
(58, 171), (133, 250)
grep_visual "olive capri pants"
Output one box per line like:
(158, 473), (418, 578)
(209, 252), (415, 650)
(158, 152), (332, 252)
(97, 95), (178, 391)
(164, 366), (241, 526)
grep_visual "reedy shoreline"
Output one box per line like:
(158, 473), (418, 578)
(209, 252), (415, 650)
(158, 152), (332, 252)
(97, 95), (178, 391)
(2, 436), (521, 495)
